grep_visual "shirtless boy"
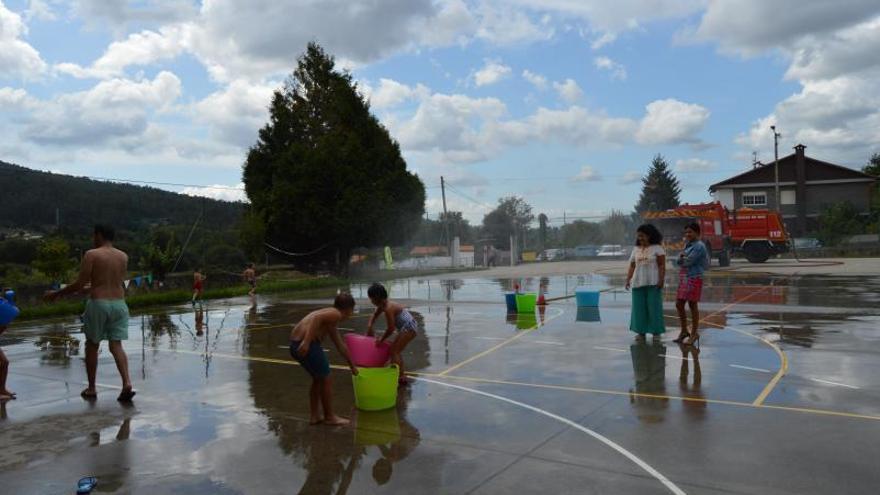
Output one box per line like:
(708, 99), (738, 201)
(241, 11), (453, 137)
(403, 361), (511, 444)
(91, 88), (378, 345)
(46, 225), (135, 402)
(289, 293), (359, 425)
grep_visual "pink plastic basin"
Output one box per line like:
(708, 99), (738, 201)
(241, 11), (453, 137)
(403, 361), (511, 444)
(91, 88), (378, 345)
(345, 333), (391, 367)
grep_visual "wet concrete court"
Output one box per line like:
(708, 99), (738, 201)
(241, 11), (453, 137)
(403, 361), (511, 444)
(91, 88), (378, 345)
(1, 270), (879, 494)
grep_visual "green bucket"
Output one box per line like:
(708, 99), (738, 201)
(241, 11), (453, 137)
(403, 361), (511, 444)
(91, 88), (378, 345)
(353, 365), (399, 411)
(515, 293), (537, 313)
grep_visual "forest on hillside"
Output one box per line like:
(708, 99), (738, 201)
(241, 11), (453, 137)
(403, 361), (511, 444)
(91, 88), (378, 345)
(0, 161), (249, 286)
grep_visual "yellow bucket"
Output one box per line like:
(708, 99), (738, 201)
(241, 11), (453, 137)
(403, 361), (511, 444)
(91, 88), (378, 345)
(353, 365), (399, 411)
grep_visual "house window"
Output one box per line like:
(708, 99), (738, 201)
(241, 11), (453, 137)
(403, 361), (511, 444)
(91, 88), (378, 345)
(742, 191), (767, 206)
(781, 190), (796, 205)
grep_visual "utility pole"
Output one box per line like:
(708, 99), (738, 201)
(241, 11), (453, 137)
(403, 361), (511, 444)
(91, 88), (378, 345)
(440, 176), (451, 261)
(771, 125), (781, 211)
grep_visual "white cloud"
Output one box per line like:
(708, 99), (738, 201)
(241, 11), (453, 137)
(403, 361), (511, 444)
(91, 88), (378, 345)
(594, 56), (627, 80)
(619, 171), (642, 184)
(0, 87), (36, 109)
(689, 0), (880, 56)
(590, 32), (616, 50)
(24, 0), (56, 21)
(572, 165), (601, 182)
(553, 78), (583, 104)
(636, 98), (710, 145)
(55, 25), (187, 79)
(394, 92), (507, 163)
(675, 158), (715, 172)
(181, 182), (247, 203)
(20, 71), (182, 147)
(508, 0), (704, 36)
(368, 78), (429, 109)
(473, 59), (512, 87)
(73, 0), (198, 29)
(475, 2), (553, 45)
(193, 79), (277, 148)
(522, 69), (548, 90)
(0, 1), (47, 79)
(785, 17), (880, 81)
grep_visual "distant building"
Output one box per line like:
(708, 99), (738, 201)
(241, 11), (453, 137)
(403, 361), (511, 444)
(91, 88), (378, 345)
(709, 144), (877, 236)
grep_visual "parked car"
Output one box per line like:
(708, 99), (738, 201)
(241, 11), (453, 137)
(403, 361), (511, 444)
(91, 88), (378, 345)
(540, 248), (562, 261)
(793, 238), (822, 249)
(574, 245), (599, 257)
(597, 244), (626, 257)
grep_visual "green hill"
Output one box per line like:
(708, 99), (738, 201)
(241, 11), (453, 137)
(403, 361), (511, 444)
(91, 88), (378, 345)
(0, 160), (243, 232)
(0, 160), (248, 278)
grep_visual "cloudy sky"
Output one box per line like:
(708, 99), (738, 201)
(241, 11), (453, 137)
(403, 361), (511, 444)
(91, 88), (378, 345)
(1, 1), (879, 223)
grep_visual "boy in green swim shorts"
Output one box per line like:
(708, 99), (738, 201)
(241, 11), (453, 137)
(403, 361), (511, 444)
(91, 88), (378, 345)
(46, 224), (135, 402)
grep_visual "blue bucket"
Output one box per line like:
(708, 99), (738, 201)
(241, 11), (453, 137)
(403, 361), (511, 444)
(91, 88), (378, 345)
(3, 290), (14, 304)
(575, 288), (600, 307)
(504, 292), (517, 312)
(0, 298), (20, 325)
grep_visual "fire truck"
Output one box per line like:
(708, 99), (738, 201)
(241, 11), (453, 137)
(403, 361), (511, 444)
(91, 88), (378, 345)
(642, 202), (789, 265)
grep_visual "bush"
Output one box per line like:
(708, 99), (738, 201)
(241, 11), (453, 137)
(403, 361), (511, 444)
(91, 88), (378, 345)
(817, 202), (865, 246)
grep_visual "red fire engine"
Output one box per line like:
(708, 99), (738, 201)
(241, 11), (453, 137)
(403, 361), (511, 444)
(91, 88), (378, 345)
(642, 202), (790, 265)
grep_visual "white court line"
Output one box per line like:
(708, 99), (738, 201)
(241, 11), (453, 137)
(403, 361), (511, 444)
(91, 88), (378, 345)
(730, 364), (771, 373)
(473, 337), (508, 341)
(593, 346), (628, 353)
(808, 377), (859, 390)
(534, 340), (566, 346)
(657, 354), (688, 361)
(417, 377), (687, 495)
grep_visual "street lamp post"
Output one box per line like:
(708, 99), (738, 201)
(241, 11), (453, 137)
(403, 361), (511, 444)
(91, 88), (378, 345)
(770, 125), (781, 211)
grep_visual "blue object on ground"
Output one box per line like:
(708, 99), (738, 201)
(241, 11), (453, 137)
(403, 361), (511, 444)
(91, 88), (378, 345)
(504, 292), (517, 312)
(575, 288), (600, 307)
(77, 477), (98, 494)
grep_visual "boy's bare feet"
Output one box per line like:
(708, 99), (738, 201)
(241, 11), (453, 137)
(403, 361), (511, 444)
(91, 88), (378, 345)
(81, 388), (98, 400)
(323, 415), (350, 426)
(309, 417), (324, 425)
(0, 391), (15, 401)
(117, 387), (136, 402)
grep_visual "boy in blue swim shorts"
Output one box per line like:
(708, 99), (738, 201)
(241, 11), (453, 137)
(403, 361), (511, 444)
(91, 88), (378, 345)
(289, 293), (359, 426)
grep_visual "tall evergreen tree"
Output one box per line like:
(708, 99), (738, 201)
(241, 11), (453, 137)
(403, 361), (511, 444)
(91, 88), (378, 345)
(635, 155), (682, 213)
(243, 43), (425, 269)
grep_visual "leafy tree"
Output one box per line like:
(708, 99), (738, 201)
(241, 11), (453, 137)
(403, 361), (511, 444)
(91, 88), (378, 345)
(635, 155), (681, 214)
(600, 210), (635, 244)
(481, 196), (534, 249)
(863, 152), (880, 177)
(242, 43), (425, 271)
(239, 209), (267, 262)
(139, 230), (181, 281)
(560, 220), (602, 248)
(817, 202), (864, 246)
(33, 237), (75, 283)
(864, 153), (880, 230)
(538, 213), (548, 252)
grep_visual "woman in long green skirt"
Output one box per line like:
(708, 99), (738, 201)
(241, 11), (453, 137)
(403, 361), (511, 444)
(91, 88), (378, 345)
(625, 224), (666, 341)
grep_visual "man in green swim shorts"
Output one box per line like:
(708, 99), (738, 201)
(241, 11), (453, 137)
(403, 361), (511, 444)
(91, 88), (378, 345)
(46, 224), (135, 402)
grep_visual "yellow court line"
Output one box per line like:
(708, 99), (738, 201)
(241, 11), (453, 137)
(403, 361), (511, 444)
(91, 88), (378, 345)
(141, 346), (880, 422)
(657, 285), (789, 405)
(437, 307), (566, 376)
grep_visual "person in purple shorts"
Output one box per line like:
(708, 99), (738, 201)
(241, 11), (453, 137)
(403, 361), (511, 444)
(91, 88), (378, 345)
(674, 222), (709, 347)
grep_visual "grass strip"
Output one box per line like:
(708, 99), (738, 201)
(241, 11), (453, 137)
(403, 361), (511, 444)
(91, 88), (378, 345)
(17, 277), (347, 320)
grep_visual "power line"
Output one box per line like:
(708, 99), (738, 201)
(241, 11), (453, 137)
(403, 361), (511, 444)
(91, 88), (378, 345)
(0, 168), (245, 191)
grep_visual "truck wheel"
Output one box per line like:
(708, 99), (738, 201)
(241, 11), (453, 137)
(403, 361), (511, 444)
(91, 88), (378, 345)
(718, 249), (731, 267)
(743, 242), (771, 263)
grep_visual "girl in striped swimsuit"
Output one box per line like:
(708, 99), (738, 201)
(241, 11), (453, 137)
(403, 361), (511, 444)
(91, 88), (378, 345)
(367, 283), (418, 386)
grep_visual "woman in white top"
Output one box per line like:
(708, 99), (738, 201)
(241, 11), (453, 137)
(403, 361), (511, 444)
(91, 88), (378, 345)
(625, 224), (666, 341)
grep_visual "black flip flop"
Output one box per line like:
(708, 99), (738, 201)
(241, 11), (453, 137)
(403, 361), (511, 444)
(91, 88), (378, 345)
(117, 389), (136, 402)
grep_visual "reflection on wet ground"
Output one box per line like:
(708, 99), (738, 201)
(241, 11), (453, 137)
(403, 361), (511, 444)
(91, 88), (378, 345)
(1, 272), (879, 493)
